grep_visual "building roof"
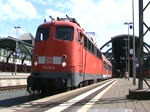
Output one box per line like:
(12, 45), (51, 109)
(19, 33), (35, 45)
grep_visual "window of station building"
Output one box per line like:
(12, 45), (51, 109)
(55, 27), (74, 41)
(35, 27), (49, 42)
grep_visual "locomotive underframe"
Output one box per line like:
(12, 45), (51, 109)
(27, 71), (104, 95)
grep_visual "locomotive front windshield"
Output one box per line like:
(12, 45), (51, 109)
(35, 27), (49, 42)
(55, 27), (74, 41)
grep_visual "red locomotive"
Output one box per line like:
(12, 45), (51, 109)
(27, 15), (112, 95)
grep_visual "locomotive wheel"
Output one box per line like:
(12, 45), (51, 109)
(78, 83), (83, 88)
(83, 81), (88, 86)
(55, 78), (66, 89)
(28, 87), (36, 96)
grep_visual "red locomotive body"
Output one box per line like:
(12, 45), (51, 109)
(27, 15), (112, 95)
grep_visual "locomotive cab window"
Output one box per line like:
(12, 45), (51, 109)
(55, 27), (74, 41)
(35, 27), (49, 42)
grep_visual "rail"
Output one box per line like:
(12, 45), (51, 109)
(0, 85), (27, 91)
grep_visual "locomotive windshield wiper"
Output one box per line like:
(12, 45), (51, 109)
(62, 32), (71, 40)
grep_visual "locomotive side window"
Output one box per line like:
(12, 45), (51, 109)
(104, 61), (107, 69)
(103, 61), (111, 70)
(88, 39), (92, 52)
(76, 30), (83, 43)
(83, 35), (102, 59)
(92, 44), (94, 53)
(76, 30), (79, 43)
(55, 27), (74, 41)
(35, 27), (49, 42)
(84, 36), (88, 48)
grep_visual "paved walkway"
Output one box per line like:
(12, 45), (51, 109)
(94, 78), (150, 112)
(0, 78), (150, 112)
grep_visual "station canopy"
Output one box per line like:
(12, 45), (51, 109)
(0, 33), (34, 56)
(100, 34), (150, 78)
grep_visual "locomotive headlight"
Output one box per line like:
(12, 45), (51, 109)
(34, 61), (38, 66)
(62, 61), (67, 67)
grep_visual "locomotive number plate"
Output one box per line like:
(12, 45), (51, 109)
(43, 65), (55, 70)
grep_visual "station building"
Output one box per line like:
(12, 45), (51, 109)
(0, 33), (34, 73)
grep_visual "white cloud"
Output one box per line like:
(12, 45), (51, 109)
(69, 0), (135, 47)
(0, 26), (26, 38)
(143, 1), (150, 32)
(0, 0), (149, 38)
(42, 0), (150, 48)
(0, 0), (39, 20)
(70, 0), (150, 48)
(5, 26), (27, 38)
(45, 9), (66, 21)
(38, 0), (150, 48)
(31, 0), (53, 5)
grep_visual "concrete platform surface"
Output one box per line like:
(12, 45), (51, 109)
(97, 78), (150, 112)
(0, 78), (150, 112)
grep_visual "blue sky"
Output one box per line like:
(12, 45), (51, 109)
(0, 0), (150, 49)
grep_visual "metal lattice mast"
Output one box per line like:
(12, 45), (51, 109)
(138, 0), (150, 89)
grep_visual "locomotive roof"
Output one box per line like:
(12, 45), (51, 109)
(41, 15), (80, 28)
(41, 20), (79, 27)
(40, 18), (97, 48)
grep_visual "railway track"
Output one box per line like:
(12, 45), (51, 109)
(0, 85), (27, 91)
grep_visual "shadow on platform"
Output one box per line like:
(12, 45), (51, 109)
(127, 89), (150, 100)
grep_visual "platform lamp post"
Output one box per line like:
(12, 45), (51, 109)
(124, 38), (128, 77)
(14, 26), (21, 75)
(132, 0), (136, 85)
(124, 22), (133, 80)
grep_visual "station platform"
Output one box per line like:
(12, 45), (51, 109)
(0, 72), (30, 87)
(94, 78), (150, 112)
(1, 78), (149, 112)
